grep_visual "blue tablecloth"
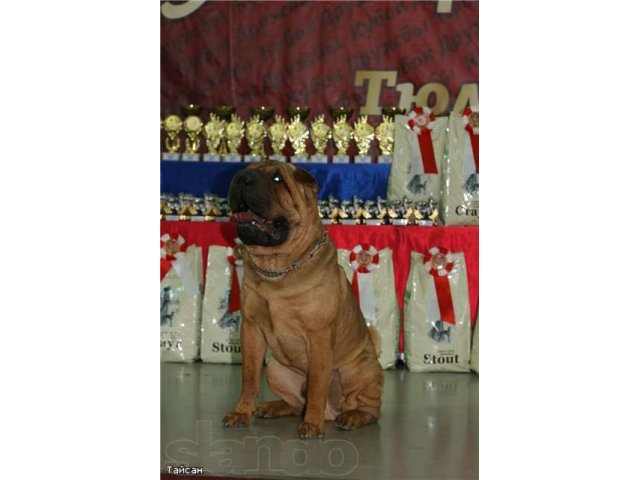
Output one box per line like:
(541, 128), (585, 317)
(160, 161), (391, 200)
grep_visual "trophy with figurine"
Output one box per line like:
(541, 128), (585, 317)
(223, 110), (245, 163)
(287, 107), (310, 164)
(376, 107), (404, 164)
(180, 104), (203, 162)
(245, 106), (274, 162)
(353, 115), (374, 164)
(161, 114), (183, 161)
(268, 114), (288, 162)
(203, 107), (231, 162)
(330, 106), (353, 164)
(310, 114), (331, 164)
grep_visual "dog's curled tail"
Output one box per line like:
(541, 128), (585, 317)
(368, 325), (382, 357)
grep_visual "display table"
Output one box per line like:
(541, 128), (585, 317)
(160, 161), (391, 200)
(161, 221), (478, 353)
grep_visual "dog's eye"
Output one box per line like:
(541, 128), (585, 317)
(272, 174), (282, 183)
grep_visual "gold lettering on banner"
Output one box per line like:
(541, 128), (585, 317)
(354, 71), (398, 116)
(395, 82), (415, 113)
(161, 1), (206, 20)
(436, 1), (453, 14)
(451, 83), (479, 113)
(396, 82), (449, 115)
(354, 70), (478, 115)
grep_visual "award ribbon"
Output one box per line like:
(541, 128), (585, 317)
(225, 240), (244, 314)
(161, 233), (198, 296)
(424, 246), (456, 325)
(160, 233), (185, 281)
(407, 106), (438, 174)
(349, 244), (380, 325)
(462, 106), (479, 172)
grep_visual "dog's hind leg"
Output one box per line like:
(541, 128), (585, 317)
(334, 348), (383, 430)
(258, 358), (342, 421)
(257, 358), (305, 418)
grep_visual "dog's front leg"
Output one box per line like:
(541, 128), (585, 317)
(222, 317), (266, 427)
(298, 333), (333, 439)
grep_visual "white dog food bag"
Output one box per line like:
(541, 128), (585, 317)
(337, 244), (399, 369)
(387, 107), (448, 203)
(441, 107), (479, 225)
(404, 247), (471, 372)
(160, 235), (203, 363)
(470, 313), (479, 373)
(200, 242), (244, 364)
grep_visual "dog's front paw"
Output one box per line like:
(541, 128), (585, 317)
(222, 411), (251, 428)
(297, 421), (325, 439)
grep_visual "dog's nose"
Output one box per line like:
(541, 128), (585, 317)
(235, 171), (254, 186)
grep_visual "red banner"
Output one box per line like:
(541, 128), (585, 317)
(160, 221), (479, 353)
(161, 1), (478, 119)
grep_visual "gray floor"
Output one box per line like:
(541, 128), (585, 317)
(161, 363), (478, 480)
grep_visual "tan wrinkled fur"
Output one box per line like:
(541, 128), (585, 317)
(223, 162), (383, 438)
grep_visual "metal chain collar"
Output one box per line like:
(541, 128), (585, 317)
(252, 232), (328, 279)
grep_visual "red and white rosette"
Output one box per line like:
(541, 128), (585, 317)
(349, 244), (380, 325)
(407, 106), (438, 174)
(225, 238), (244, 314)
(424, 246), (456, 325)
(461, 106), (479, 172)
(161, 233), (185, 280)
(160, 233), (197, 295)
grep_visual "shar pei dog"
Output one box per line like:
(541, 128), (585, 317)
(222, 161), (383, 438)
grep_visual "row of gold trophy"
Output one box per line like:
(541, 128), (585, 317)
(161, 105), (405, 164)
(161, 193), (438, 226)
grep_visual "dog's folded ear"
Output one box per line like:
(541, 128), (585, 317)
(293, 167), (319, 201)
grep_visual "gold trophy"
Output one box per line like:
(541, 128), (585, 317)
(180, 104), (203, 161)
(353, 115), (374, 164)
(354, 205), (372, 225)
(160, 199), (174, 220)
(178, 202), (198, 221)
(329, 205), (348, 224)
(310, 114), (331, 163)
(376, 206), (389, 225)
(330, 106), (354, 164)
(377, 107), (405, 164)
(404, 206), (418, 226)
(161, 114), (183, 161)
(203, 112), (227, 162)
(287, 107), (310, 163)
(203, 204), (221, 222)
(429, 208), (439, 226)
(212, 106), (235, 157)
(387, 203), (401, 225)
(245, 106), (274, 162)
(245, 116), (266, 161)
(223, 113), (244, 163)
(203, 195), (221, 221)
(267, 115), (288, 162)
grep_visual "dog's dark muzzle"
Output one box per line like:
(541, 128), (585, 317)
(228, 169), (289, 246)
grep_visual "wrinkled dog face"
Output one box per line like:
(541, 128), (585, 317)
(229, 161), (318, 247)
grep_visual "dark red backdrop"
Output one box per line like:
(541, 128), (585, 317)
(161, 1), (478, 119)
